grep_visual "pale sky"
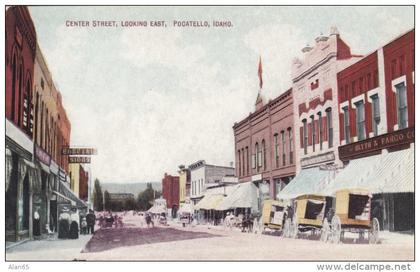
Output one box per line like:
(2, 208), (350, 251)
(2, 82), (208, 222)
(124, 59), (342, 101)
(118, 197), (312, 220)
(27, 6), (414, 183)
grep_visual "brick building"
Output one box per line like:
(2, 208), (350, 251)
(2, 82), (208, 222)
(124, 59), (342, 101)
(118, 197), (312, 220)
(337, 29), (414, 231)
(162, 173), (180, 215)
(5, 6), (37, 242)
(78, 165), (89, 202)
(233, 88), (296, 201)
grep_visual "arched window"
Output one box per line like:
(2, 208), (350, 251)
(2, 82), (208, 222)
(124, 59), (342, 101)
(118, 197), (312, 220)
(17, 64), (23, 126)
(11, 53), (17, 121)
(255, 142), (259, 171)
(238, 150), (241, 177)
(245, 146), (249, 174)
(274, 133), (279, 168)
(288, 127), (293, 164)
(281, 131), (286, 166)
(262, 140), (266, 171)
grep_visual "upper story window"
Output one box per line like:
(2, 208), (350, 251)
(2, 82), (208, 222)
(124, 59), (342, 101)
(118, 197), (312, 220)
(355, 101), (366, 141)
(281, 132), (286, 166)
(274, 133), (279, 168)
(238, 150), (241, 177)
(326, 108), (333, 148)
(317, 112), (323, 150)
(288, 128), (293, 164)
(246, 146), (249, 175)
(371, 94), (380, 136)
(262, 140), (266, 171)
(310, 115), (315, 152)
(343, 106), (350, 144)
(303, 119), (308, 155)
(396, 82), (408, 129)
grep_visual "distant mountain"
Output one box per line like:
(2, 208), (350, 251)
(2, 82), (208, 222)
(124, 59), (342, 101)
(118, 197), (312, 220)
(101, 182), (161, 196)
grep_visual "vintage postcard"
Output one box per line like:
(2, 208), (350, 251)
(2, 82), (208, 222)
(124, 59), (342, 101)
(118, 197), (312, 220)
(3, 3), (416, 269)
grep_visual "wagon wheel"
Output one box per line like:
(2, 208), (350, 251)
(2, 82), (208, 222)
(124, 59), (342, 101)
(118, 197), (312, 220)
(290, 214), (298, 239)
(330, 215), (341, 244)
(283, 218), (291, 238)
(369, 218), (380, 244)
(320, 218), (330, 243)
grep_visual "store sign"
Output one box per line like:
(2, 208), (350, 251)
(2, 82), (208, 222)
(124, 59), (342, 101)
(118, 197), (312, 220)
(69, 156), (91, 164)
(62, 147), (97, 155)
(339, 127), (414, 161)
(301, 151), (335, 167)
(35, 144), (51, 166)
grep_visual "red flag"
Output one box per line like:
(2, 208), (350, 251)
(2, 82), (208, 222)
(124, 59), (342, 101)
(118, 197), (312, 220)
(258, 56), (263, 89)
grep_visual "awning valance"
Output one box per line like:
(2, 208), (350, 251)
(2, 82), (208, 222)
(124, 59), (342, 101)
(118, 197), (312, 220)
(277, 167), (333, 199)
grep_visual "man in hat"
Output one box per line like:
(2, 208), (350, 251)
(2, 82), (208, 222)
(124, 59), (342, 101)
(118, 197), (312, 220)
(86, 209), (96, 234)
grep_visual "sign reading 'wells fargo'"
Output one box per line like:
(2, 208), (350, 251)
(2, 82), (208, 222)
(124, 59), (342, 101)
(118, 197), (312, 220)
(62, 147), (97, 156)
(339, 127), (414, 161)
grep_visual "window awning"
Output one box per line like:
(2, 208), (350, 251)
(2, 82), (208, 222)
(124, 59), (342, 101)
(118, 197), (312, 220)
(277, 167), (333, 199)
(325, 145), (414, 194)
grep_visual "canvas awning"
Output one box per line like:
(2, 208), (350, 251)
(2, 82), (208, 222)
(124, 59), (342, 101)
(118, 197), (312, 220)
(325, 145), (414, 194)
(59, 181), (88, 208)
(216, 182), (259, 212)
(195, 194), (226, 210)
(277, 167), (333, 199)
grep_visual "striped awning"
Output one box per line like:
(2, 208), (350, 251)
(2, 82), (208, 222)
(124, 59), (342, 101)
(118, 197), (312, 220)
(325, 145), (414, 194)
(277, 167), (333, 199)
(195, 194), (226, 210)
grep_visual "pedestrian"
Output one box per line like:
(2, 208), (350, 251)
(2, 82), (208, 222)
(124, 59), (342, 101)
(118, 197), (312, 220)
(80, 218), (87, 235)
(145, 213), (154, 228)
(58, 207), (71, 239)
(86, 209), (96, 234)
(69, 207), (79, 239)
(33, 208), (41, 237)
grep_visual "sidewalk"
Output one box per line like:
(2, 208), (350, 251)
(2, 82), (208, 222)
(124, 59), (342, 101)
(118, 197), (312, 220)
(6, 234), (93, 261)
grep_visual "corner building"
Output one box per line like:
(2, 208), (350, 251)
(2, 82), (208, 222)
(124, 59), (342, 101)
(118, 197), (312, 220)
(337, 29), (414, 232)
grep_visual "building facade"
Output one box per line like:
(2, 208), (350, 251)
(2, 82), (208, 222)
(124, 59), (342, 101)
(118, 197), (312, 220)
(233, 88), (296, 200)
(178, 165), (190, 203)
(161, 173), (180, 213)
(337, 29), (414, 231)
(188, 160), (235, 205)
(292, 27), (363, 173)
(5, 6), (37, 242)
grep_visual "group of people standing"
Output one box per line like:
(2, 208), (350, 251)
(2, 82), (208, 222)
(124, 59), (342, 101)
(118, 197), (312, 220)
(58, 208), (96, 239)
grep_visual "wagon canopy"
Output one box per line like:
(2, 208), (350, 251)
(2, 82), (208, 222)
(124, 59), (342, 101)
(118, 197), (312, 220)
(325, 145), (414, 194)
(216, 182), (259, 212)
(277, 167), (333, 200)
